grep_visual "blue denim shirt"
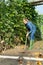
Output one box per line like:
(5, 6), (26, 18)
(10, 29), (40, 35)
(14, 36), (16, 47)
(25, 21), (36, 33)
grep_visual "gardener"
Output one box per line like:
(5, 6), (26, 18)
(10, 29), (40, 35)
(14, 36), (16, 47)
(23, 18), (36, 50)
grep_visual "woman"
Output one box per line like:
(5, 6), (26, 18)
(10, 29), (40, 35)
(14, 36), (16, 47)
(23, 18), (36, 50)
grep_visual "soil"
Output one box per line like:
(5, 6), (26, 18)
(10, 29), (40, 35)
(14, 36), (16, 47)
(0, 41), (43, 65)
(33, 41), (43, 50)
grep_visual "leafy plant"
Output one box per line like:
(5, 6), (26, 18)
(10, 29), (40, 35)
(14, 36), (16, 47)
(0, 0), (39, 45)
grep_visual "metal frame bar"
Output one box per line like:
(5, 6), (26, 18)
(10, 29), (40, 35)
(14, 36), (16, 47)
(0, 55), (19, 59)
(0, 55), (43, 61)
(23, 57), (43, 61)
(28, 0), (43, 6)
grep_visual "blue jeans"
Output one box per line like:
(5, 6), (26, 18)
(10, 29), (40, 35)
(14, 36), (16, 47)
(30, 29), (36, 40)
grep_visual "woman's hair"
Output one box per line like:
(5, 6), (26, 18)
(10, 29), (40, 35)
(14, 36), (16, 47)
(23, 17), (30, 21)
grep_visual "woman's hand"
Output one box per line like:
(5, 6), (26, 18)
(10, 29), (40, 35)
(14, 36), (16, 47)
(26, 32), (29, 38)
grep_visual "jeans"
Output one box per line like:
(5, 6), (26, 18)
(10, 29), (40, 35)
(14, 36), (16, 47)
(30, 29), (36, 40)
